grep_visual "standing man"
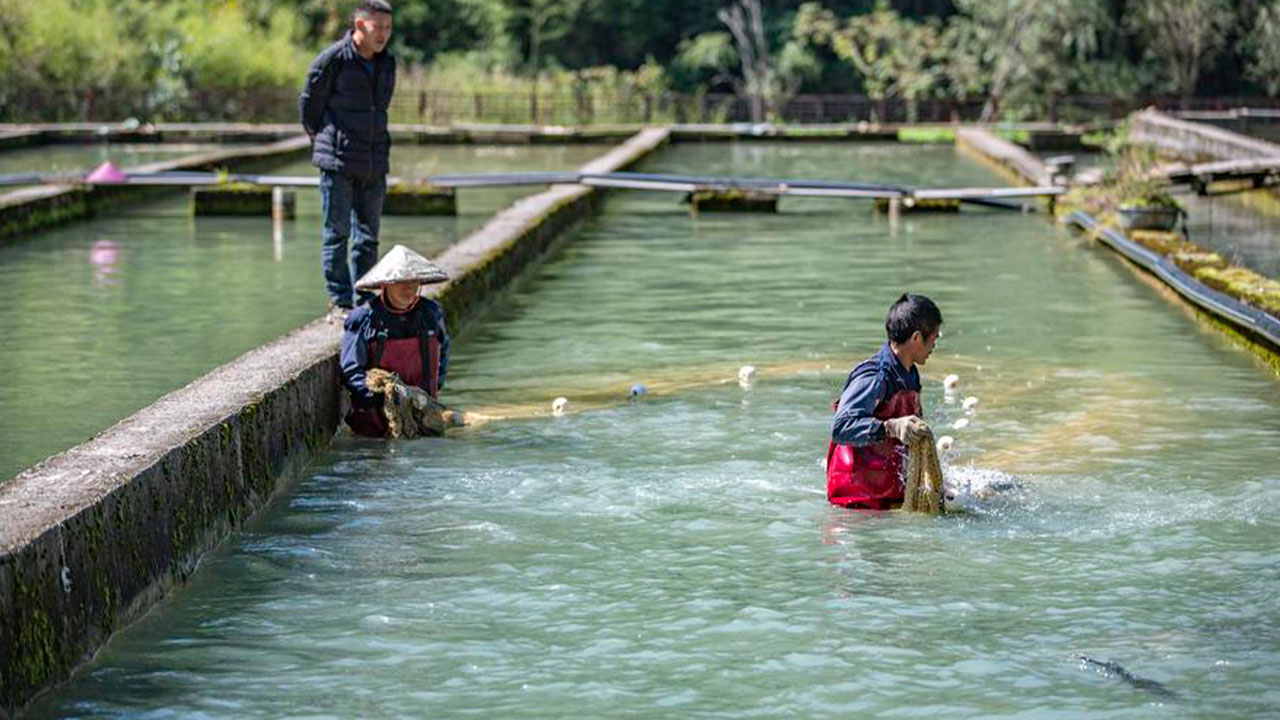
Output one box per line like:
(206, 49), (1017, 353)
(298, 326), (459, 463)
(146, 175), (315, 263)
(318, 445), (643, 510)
(299, 0), (396, 321)
(826, 294), (942, 509)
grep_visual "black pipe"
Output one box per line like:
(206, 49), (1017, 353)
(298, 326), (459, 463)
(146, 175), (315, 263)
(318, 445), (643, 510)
(605, 171), (912, 193)
(1067, 211), (1280, 350)
(426, 171), (581, 187)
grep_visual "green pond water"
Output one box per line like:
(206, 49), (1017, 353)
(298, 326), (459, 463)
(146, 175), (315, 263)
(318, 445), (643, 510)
(23, 142), (1280, 718)
(0, 144), (603, 481)
(0, 142), (249, 177)
(1182, 192), (1280, 280)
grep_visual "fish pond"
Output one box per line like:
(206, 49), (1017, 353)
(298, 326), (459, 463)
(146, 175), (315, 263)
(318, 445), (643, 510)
(26, 141), (1280, 718)
(0, 143), (603, 481)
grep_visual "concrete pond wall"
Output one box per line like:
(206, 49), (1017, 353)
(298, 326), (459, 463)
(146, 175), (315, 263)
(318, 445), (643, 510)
(0, 122), (643, 147)
(955, 127), (1052, 186)
(1128, 108), (1280, 162)
(0, 123), (670, 243)
(0, 136), (312, 243)
(0, 127), (669, 718)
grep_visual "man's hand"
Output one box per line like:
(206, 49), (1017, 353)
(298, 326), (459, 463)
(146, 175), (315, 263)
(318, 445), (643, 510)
(884, 415), (930, 444)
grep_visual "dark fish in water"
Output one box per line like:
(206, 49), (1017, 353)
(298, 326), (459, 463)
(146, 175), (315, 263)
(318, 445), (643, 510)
(1074, 653), (1176, 699)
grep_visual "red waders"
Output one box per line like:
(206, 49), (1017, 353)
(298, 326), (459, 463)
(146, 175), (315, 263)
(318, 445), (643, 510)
(345, 332), (441, 438)
(826, 391), (921, 509)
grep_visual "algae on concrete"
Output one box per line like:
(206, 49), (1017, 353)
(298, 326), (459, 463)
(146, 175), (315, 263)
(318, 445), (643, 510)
(383, 183), (457, 215)
(1194, 266), (1280, 316)
(191, 183), (274, 216)
(687, 188), (778, 213)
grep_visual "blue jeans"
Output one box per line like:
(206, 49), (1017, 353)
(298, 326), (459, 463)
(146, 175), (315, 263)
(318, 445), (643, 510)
(320, 170), (387, 308)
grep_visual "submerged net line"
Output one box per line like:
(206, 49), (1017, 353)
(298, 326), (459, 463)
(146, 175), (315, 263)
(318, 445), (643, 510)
(903, 430), (945, 515)
(370, 363), (954, 515)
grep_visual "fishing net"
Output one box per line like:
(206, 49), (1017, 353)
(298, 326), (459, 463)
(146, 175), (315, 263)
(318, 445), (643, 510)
(365, 368), (447, 438)
(902, 429), (945, 515)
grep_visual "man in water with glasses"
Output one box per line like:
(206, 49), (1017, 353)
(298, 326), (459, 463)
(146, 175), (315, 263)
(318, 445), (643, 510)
(827, 294), (942, 509)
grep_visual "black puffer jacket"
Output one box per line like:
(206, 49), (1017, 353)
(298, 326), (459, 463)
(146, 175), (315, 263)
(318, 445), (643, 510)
(298, 32), (396, 179)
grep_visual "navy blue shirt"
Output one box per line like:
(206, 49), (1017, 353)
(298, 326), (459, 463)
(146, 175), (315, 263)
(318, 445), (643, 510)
(340, 296), (450, 404)
(831, 342), (921, 446)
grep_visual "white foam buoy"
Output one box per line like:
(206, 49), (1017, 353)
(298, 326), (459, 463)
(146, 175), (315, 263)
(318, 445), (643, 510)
(962, 396), (979, 411)
(552, 397), (569, 416)
(951, 417), (970, 430)
(936, 435), (955, 452)
(943, 374), (960, 391)
(738, 365), (756, 389)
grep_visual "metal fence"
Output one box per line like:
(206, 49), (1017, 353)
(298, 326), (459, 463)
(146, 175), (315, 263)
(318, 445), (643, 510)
(6, 86), (1280, 126)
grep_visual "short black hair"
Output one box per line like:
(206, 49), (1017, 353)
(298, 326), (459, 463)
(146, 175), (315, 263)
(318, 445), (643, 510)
(353, 0), (392, 20)
(885, 293), (943, 344)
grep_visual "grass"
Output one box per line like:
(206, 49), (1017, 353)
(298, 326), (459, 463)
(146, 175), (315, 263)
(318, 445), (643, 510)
(897, 127), (956, 143)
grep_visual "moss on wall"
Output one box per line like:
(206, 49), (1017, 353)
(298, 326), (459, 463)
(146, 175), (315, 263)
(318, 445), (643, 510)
(687, 189), (777, 213)
(1194, 266), (1280, 316)
(0, 190), (92, 243)
(383, 184), (457, 215)
(191, 184), (273, 215)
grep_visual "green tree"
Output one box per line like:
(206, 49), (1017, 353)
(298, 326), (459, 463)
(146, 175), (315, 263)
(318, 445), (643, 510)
(796, 1), (941, 121)
(676, 2), (816, 122)
(946, 0), (1111, 121)
(503, 0), (585, 121)
(1246, 2), (1280, 96)
(0, 0), (154, 119)
(1126, 0), (1236, 99)
(176, 3), (310, 91)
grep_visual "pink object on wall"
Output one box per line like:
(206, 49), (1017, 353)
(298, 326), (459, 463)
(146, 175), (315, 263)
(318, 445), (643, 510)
(85, 162), (127, 184)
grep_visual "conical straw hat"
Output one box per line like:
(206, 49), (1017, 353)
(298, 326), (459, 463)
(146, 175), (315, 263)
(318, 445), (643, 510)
(355, 245), (450, 290)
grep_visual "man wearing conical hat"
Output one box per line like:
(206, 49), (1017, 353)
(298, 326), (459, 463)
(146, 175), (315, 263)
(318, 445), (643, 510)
(339, 245), (451, 437)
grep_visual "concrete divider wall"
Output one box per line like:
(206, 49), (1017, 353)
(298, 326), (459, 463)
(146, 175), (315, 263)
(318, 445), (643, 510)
(0, 131), (40, 152)
(0, 186), (93, 243)
(0, 121), (1097, 149)
(0, 136), (311, 243)
(0, 325), (343, 719)
(0, 127), (669, 717)
(0, 123), (642, 147)
(955, 127), (1051, 186)
(1128, 108), (1280, 161)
